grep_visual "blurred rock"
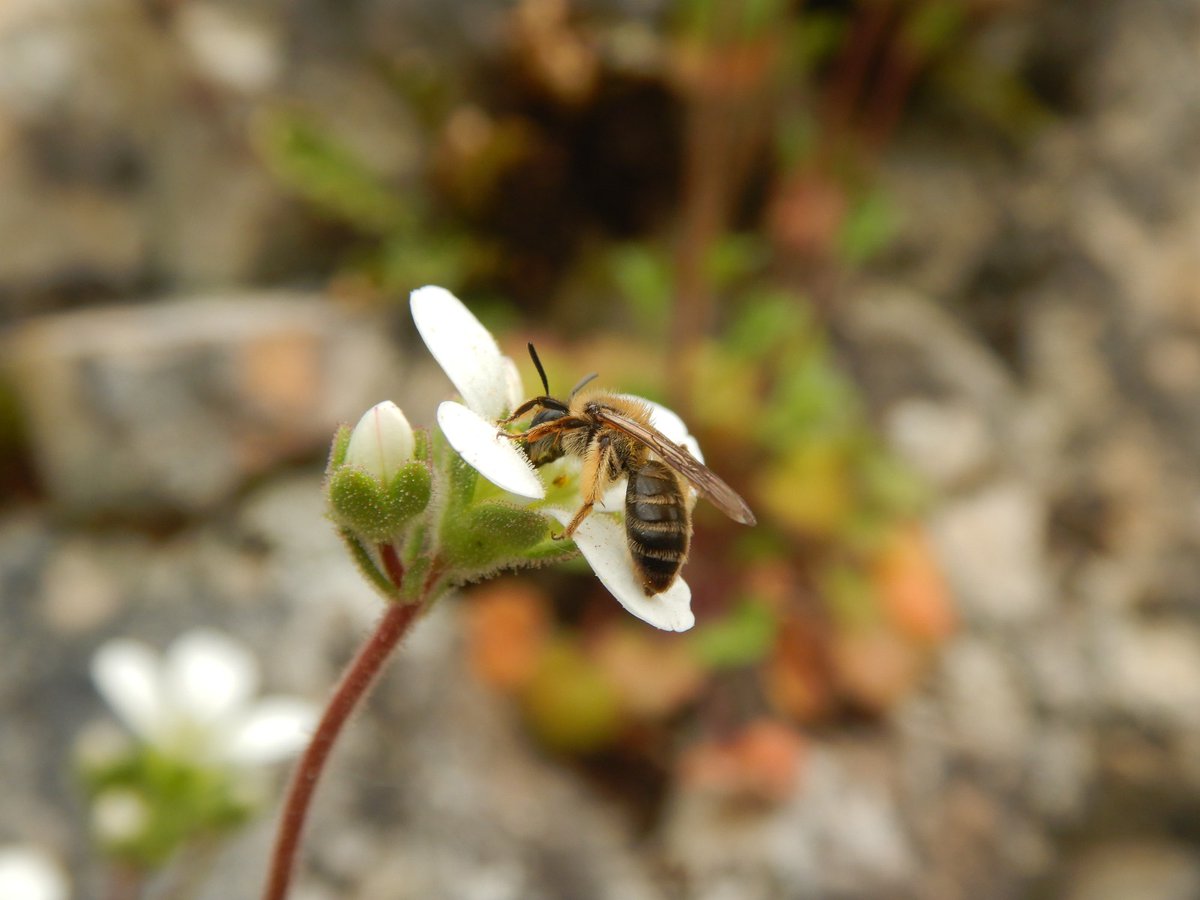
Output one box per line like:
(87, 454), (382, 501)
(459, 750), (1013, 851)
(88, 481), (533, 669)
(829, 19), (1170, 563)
(175, 3), (282, 96)
(1061, 840), (1200, 900)
(663, 742), (916, 899)
(885, 399), (993, 491)
(1026, 725), (1095, 823)
(3, 294), (396, 517)
(939, 637), (1033, 768)
(1097, 621), (1200, 729)
(930, 481), (1050, 625)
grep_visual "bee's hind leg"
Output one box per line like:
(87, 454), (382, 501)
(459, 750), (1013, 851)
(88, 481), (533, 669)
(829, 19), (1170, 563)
(552, 500), (596, 541)
(552, 441), (609, 541)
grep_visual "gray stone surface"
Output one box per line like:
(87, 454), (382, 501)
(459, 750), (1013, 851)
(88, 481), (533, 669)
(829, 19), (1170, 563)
(3, 294), (397, 516)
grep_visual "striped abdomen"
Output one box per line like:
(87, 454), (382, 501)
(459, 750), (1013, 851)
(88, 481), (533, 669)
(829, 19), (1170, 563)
(626, 460), (691, 595)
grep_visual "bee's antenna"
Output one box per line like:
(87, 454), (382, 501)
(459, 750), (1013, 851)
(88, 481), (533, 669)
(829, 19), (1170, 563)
(528, 342), (551, 396)
(569, 372), (599, 398)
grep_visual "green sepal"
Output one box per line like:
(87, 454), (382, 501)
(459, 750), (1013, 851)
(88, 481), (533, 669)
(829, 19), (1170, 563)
(328, 462), (431, 542)
(411, 428), (431, 464)
(389, 460), (432, 522)
(328, 468), (394, 541)
(338, 527), (399, 599)
(327, 424), (353, 471)
(441, 500), (549, 569)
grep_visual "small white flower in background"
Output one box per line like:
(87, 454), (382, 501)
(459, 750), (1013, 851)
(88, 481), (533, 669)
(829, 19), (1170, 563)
(90, 628), (318, 767)
(344, 400), (415, 483)
(0, 845), (69, 900)
(410, 285), (698, 632)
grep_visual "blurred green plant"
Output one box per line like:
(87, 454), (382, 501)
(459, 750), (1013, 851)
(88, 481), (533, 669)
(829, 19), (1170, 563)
(254, 110), (478, 296)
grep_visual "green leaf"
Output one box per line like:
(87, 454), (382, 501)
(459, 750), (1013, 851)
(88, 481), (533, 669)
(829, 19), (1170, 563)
(254, 110), (406, 234)
(902, 0), (966, 56)
(838, 188), (897, 266)
(610, 243), (671, 337)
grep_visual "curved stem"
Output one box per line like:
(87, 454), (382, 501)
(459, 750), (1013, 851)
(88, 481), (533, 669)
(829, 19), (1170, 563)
(261, 600), (422, 900)
(104, 863), (147, 900)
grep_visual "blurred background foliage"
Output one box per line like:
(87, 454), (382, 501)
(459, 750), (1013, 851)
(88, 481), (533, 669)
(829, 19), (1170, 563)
(7, 0), (1200, 891)
(0, 0), (1048, 822)
(246, 0), (1024, 799)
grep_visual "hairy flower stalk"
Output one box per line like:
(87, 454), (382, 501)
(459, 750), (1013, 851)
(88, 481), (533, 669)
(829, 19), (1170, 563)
(265, 285), (725, 896)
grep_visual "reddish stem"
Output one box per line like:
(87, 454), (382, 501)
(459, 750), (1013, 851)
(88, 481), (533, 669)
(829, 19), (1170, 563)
(261, 600), (422, 899)
(379, 542), (405, 587)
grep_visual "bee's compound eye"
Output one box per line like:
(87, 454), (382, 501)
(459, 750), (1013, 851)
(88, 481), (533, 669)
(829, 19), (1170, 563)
(531, 408), (566, 428)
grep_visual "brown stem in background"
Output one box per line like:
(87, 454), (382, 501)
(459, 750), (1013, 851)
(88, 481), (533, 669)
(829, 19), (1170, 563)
(672, 28), (778, 408)
(861, 2), (925, 152)
(104, 864), (147, 900)
(261, 600), (422, 900)
(822, 0), (895, 143)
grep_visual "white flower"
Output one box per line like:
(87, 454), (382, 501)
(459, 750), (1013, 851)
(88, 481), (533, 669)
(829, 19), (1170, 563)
(344, 400), (415, 482)
(90, 628), (318, 767)
(409, 285), (700, 632)
(411, 284), (544, 499)
(0, 845), (69, 900)
(411, 285), (524, 419)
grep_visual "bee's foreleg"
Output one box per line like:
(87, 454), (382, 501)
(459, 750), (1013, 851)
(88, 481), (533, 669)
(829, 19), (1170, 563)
(497, 398), (544, 425)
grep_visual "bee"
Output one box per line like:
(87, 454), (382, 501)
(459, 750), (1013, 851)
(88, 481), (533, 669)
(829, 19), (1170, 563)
(500, 344), (756, 595)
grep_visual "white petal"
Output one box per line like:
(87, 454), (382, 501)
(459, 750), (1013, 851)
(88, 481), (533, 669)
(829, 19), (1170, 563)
(91, 639), (166, 741)
(344, 401), (414, 482)
(411, 285), (514, 419)
(437, 401), (545, 499)
(0, 845), (69, 900)
(164, 629), (259, 725)
(547, 509), (694, 632)
(223, 697), (318, 765)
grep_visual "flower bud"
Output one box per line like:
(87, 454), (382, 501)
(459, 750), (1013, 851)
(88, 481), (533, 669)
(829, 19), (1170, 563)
(344, 402), (415, 484)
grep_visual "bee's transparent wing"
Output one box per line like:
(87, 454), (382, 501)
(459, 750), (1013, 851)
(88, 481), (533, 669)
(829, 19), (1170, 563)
(592, 408), (756, 525)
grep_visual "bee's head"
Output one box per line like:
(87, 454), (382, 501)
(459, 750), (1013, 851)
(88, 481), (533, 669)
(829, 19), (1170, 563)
(530, 404), (567, 429)
(518, 402), (563, 467)
(519, 343), (596, 467)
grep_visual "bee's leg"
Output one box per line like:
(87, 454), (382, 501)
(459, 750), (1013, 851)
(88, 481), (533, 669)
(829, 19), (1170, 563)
(553, 499), (595, 542)
(553, 438), (609, 541)
(497, 398), (544, 426)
